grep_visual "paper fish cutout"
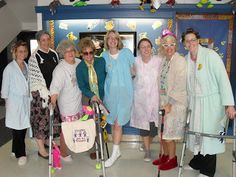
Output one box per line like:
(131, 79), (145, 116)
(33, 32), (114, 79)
(152, 20), (163, 30)
(127, 21), (137, 31)
(105, 20), (114, 31)
(66, 32), (78, 41)
(59, 22), (68, 30)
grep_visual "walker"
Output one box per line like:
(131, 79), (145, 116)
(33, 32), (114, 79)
(48, 101), (108, 177)
(178, 110), (236, 177)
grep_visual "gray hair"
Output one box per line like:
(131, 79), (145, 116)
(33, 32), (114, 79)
(56, 40), (77, 58)
(35, 30), (51, 41)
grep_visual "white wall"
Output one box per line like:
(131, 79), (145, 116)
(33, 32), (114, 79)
(0, 5), (21, 52)
(7, 0), (37, 31)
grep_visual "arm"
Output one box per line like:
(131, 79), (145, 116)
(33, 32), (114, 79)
(50, 66), (64, 107)
(1, 66), (10, 100)
(210, 50), (235, 118)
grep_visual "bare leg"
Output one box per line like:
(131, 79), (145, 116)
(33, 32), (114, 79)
(166, 140), (176, 159)
(143, 136), (150, 151)
(161, 139), (169, 156)
(105, 120), (122, 167)
(36, 138), (48, 157)
(112, 120), (122, 145)
(60, 133), (68, 157)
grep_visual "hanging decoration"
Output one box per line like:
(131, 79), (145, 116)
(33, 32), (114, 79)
(139, 0), (161, 13)
(166, 0), (175, 7)
(196, 0), (214, 8)
(111, 0), (120, 7)
(73, 0), (88, 7)
(49, 0), (62, 15)
(229, 0), (236, 13)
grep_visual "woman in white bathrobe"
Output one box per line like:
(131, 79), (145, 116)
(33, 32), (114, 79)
(1, 41), (30, 166)
(130, 38), (161, 162)
(181, 28), (236, 177)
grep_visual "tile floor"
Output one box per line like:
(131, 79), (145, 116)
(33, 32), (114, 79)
(0, 103), (234, 177)
(0, 138), (234, 177)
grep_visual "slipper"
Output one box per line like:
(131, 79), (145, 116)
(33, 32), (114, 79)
(38, 152), (49, 159)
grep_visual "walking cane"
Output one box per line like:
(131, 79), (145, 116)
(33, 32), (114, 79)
(158, 109), (165, 177)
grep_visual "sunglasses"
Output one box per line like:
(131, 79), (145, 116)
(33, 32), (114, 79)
(162, 43), (176, 48)
(82, 51), (94, 56)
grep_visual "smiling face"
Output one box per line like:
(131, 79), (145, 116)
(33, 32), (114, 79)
(82, 47), (94, 64)
(38, 34), (51, 52)
(184, 33), (199, 54)
(107, 32), (119, 50)
(15, 45), (28, 62)
(139, 40), (152, 59)
(161, 36), (176, 59)
(64, 47), (76, 64)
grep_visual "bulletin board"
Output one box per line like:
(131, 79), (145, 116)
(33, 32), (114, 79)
(176, 14), (234, 74)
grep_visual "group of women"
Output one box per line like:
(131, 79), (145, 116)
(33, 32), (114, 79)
(1, 28), (236, 177)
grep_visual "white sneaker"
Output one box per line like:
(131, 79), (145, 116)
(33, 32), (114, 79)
(60, 155), (72, 162)
(18, 156), (27, 166)
(183, 164), (195, 171)
(197, 174), (209, 177)
(11, 152), (16, 158)
(144, 151), (151, 162)
(104, 151), (121, 168)
(139, 143), (144, 152)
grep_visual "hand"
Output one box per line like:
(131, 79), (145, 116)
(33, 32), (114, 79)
(226, 106), (236, 119)
(91, 95), (101, 103)
(163, 103), (172, 114)
(50, 94), (58, 109)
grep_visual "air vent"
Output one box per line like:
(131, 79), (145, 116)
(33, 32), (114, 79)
(0, 0), (6, 8)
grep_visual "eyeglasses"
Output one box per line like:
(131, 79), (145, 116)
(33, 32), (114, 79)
(82, 51), (94, 56)
(162, 43), (176, 48)
(185, 38), (198, 44)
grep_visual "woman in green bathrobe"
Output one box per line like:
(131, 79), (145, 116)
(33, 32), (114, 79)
(181, 28), (236, 177)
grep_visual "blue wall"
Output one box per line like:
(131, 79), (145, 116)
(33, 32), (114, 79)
(36, 4), (236, 135)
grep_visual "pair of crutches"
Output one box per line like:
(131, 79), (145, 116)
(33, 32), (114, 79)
(178, 110), (236, 177)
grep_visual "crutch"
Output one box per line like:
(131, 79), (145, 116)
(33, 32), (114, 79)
(178, 110), (191, 177)
(92, 102), (106, 177)
(48, 105), (54, 177)
(158, 109), (165, 177)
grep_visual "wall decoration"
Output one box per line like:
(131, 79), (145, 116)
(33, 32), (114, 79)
(66, 32), (78, 41)
(110, 0), (120, 7)
(152, 20), (162, 30)
(176, 14), (234, 74)
(139, 0), (161, 13)
(166, 0), (175, 7)
(87, 20), (99, 31)
(104, 20), (114, 30)
(49, 0), (62, 15)
(73, 0), (88, 7)
(127, 21), (137, 31)
(59, 22), (68, 30)
(196, 0), (214, 8)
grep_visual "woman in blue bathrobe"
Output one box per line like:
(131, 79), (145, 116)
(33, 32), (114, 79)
(102, 30), (135, 167)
